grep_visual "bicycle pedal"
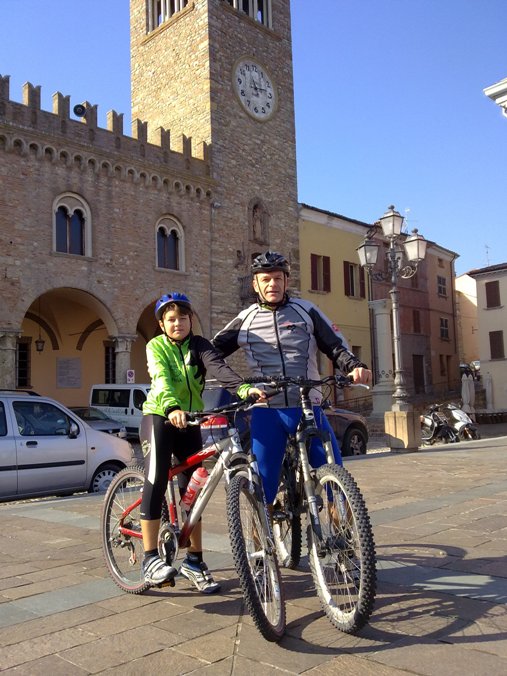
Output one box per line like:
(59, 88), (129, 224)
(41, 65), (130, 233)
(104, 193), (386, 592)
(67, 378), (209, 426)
(158, 577), (176, 588)
(272, 510), (287, 521)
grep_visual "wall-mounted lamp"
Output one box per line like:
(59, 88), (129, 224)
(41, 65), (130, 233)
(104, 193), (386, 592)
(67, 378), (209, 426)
(35, 297), (45, 353)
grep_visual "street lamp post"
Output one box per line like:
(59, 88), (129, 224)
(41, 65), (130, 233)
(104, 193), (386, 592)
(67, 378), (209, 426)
(357, 205), (427, 414)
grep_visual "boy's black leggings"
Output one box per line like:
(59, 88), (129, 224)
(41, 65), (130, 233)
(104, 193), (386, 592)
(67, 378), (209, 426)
(139, 414), (203, 520)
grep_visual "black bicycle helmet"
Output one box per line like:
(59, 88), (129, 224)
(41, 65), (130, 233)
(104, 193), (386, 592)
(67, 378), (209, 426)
(155, 292), (192, 321)
(251, 251), (290, 276)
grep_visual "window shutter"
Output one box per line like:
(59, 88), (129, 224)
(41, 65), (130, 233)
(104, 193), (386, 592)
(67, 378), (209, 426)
(486, 281), (500, 308)
(323, 256), (331, 292)
(490, 330), (505, 359)
(311, 254), (318, 290)
(359, 266), (366, 298)
(343, 261), (351, 296)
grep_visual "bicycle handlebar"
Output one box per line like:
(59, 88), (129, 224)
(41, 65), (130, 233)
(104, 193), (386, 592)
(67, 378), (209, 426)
(244, 374), (355, 389)
(184, 393), (261, 425)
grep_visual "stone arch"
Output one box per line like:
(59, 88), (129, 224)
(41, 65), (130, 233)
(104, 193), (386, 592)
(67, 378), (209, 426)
(43, 145), (56, 162)
(73, 153), (84, 170)
(155, 215), (185, 271)
(13, 137), (27, 156)
(59, 149), (70, 165)
(29, 141), (41, 159)
(52, 192), (93, 257)
(87, 157), (99, 174)
(100, 160), (113, 177)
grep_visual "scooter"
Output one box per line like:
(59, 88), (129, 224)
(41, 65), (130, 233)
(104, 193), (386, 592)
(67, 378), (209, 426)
(420, 404), (459, 445)
(439, 403), (480, 441)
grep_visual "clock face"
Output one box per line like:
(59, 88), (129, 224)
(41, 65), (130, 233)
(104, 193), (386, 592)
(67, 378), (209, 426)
(233, 59), (277, 121)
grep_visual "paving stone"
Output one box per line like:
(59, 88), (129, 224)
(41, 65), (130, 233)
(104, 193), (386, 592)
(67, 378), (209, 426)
(0, 604), (112, 646)
(371, 636), (507, 675)
(305, 653), (412, 675)
(58, 625), (180, 673)
(100, 649), (204, 674)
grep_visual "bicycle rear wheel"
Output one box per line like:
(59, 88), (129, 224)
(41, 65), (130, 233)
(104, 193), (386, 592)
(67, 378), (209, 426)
(272, 458), (302, 569)
(227, 473), (286, 642)
(101, 466), (150, 593)
(308, 463), (376, 633)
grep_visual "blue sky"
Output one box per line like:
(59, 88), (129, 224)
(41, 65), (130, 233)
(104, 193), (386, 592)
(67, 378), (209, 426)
(1, 0), (506, 275)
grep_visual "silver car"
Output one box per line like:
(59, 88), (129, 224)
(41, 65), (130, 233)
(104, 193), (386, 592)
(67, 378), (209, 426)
(69, 406), (127, 438)
(0, 391), (133, 501)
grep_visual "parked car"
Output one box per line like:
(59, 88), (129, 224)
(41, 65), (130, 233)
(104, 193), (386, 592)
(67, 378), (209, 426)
(199, 383), (369, 456)
(69, 406), (127, 438)
(326, 407), (369, 456)
(89, 384), (150, 437)
(0, 390), (133, 501)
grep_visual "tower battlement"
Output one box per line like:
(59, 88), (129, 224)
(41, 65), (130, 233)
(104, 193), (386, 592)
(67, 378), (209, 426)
(0, 75), (211, 179)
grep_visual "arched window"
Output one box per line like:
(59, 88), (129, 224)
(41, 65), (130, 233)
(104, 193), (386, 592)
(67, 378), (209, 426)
(53, 193), (92, 257)
(156, 217), (185, 271)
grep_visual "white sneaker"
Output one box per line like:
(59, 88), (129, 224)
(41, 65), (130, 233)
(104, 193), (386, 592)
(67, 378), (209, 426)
(180, 558), (221, 594)
(142, 555), (177, 585)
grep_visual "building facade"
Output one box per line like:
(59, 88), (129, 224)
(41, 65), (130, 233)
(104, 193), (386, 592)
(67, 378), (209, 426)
(469, 263), (507, 411)
(298, 204), (371, 403)
(455, 273), (479, 365)
(0, 0), (300, 405)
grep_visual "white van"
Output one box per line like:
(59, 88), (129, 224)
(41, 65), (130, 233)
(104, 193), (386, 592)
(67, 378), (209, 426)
(90, 384), (150, 436)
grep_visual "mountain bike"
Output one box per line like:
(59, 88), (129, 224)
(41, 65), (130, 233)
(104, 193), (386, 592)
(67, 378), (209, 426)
(248, 374), (377, 634)
(101, 396), (285, 642)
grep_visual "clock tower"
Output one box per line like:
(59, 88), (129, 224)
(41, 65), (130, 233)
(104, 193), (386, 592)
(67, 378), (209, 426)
(130, 0), (299, 331)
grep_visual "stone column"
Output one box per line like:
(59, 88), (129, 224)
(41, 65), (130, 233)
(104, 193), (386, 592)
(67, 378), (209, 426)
(369, 299), (394, 416)
(114, 335), (137, 384)
(0, 330), (21, 389)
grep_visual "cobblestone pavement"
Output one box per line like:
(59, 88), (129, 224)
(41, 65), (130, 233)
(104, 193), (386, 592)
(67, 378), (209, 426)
(1, 431), (507, 674)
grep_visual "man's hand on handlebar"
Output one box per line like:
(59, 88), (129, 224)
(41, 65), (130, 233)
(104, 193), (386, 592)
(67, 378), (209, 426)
(349, 366), (372, 387)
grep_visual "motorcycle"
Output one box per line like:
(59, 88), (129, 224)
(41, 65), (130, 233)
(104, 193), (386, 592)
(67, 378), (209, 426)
(420, 404), (459, 445)
(439, 403), (480, 441)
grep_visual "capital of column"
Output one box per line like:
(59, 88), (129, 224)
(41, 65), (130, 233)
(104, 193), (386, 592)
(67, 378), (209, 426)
(0, 329), (22, 350)
(113, 334), (138, 353)
(368, 298), (391, 315)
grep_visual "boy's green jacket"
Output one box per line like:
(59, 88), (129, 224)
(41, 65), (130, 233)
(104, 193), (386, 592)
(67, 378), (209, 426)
(143, 332), (250, 417)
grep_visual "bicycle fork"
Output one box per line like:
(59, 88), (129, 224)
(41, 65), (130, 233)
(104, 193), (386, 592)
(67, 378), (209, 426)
(297, 394), (335, 557)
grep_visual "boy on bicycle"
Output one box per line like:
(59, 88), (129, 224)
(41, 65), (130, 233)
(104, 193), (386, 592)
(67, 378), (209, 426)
(140, 292), (264, 591)
(212, 251), (372, 505)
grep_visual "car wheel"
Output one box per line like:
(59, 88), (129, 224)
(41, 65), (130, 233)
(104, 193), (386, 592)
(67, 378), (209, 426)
(341, 427), (367, 457)
(90, 463), (122, 493)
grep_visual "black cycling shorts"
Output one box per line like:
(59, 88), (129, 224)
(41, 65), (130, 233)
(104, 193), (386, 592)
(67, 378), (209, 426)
(139, 414), (203, 521)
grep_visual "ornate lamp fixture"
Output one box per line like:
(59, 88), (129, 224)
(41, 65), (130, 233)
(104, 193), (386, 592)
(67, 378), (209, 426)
(357, 205), (427, 411)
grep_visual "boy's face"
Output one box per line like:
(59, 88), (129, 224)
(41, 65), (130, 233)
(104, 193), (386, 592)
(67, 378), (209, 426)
(159, 308), (191, 341)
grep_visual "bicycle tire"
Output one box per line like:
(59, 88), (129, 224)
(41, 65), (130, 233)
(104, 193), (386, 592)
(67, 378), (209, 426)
(307, 463), (376, 633)
(226, 473), (286, 642)
(272, 458), (302, 569)
(101, 465), (170, 594)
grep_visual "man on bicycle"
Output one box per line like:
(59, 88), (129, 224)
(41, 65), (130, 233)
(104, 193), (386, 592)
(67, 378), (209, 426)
(212, 251), (372, 505)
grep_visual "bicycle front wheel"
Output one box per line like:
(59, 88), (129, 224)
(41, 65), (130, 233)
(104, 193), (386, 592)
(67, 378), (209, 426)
(101, 466), (150, 594)
(272, 459), (302, 569)
(227, 473), (286, 642)
(307, 463), (376, 633)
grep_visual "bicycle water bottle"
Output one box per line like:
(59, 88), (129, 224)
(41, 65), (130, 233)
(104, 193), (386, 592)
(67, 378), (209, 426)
(180, 467), (209, 510)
